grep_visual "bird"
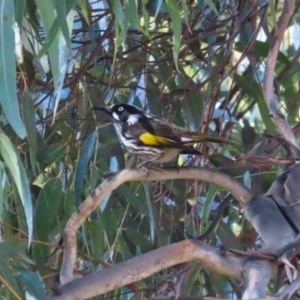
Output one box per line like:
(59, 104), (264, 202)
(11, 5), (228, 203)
(93, 103), (233, 167)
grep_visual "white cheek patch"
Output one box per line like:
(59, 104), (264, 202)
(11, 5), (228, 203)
(127, 114), (140, 125)
(112, 112), (120, 121)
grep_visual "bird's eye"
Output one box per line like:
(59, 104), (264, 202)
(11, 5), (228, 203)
(118, 107), (124, 112)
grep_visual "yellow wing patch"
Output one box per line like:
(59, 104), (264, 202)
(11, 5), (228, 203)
(139, 132), (173, 146)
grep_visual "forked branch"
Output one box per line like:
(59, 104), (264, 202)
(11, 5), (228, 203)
(49, 240), (244, 300)
(58, 167), (251, 288)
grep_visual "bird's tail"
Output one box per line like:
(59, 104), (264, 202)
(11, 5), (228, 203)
(183, 134), (236, 145)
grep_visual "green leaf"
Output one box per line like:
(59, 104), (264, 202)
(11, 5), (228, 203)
(63, 190), (76, 221)
(108, 0), (127, 48)
(35, 0), (76, 60)
(181, 0), (189, 29)
(200, 184), (218, 234)
(0, 0), (26, 138)
(75, 133), (96, 205)
(14, 182), (30, 236)
(209, 154), (241, 177)
(35, 0), (71, 120)
(216, 221), (243, 250)
(34, 24), (58, 60)
(80, 0), (90, 25)
(18, 270), (46, 300)
(0, 241), (27, 261)
(21, 91), (37, 172)
(185, 93), (204, 129)
(166, 0), (181, 71)
(0, 131), (33, 245)
(0, 262), (23, 298)
(0, 115), (7, 122)
(108, 0), (125, 29)
(233, 73), (276, 134)
(141, 0), (149, 36)
(116, 184), (149, 217)
(124, 228), (154, 252)
(124, 0), (138, 26)
(117, 235), (132, 259)
(255, 41), (289, 64)
(33, 178), (62, 264)
(85, 221), (104, 260)
(13, 0), (25, 31)
(37, 144), (65, 165)
(204, 0), (218, 15)
(45, 144), (65, 163)
(35, 178), (62, 240)
(268, 0), (277, 31)
(54, 0), (71, 47)
(235, 40), (290, 65)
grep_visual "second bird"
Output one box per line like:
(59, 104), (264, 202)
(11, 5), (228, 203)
(93, 103), (232, 167)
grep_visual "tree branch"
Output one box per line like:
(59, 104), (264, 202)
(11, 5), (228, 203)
(242, 258), (275, 299)
(263, 0), (298, 148)
(60, 167), (252, 284)
(49, 240), (244, 300)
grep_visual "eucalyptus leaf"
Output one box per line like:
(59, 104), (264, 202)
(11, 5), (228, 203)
(166, 0), (181, 71)
(75, 133), (96, 205)
(0, 241), (27, 261)
(0, 262), (23, 298)
(0, 0), (26, 138)
(124, 228), (154, 252)
(18, 270), (46, 300)
(21, 91), (37, 172)
(0, 131), (33, 246)
(234, 73), (276, 134)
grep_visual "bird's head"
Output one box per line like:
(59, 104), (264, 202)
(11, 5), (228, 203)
(93, 103), (144, 124)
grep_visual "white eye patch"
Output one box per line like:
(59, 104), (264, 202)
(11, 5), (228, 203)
(112, 112), (120, 120)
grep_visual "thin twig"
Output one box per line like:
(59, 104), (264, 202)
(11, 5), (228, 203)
(263, 0), (298, 148)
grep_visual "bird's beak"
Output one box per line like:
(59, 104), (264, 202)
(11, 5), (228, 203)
(92, 106), (112, 116)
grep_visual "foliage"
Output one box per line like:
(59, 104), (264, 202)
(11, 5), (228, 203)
(0, 0), (299, 299)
